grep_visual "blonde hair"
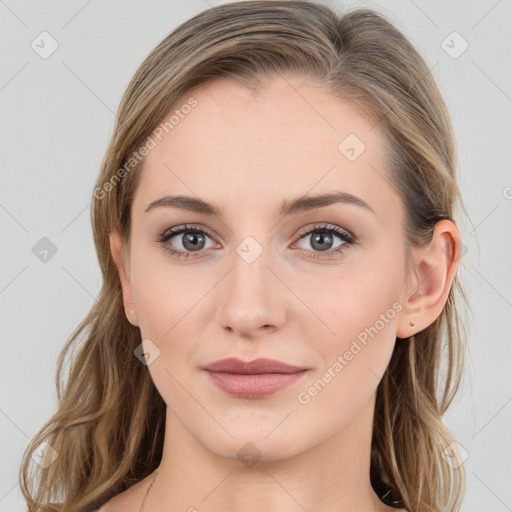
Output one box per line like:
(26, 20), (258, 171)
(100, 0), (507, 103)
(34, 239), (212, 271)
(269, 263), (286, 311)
(20, 1), (468, 511)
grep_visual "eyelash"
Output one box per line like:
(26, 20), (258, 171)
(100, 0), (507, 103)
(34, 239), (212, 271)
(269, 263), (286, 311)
(155, 223), (356, 260)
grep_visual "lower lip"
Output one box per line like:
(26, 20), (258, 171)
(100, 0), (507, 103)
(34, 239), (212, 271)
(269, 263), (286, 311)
(204, 370), (308, 399)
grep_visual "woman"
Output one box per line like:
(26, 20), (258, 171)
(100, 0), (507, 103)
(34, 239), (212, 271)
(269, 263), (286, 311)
(20, 1), (468, 511)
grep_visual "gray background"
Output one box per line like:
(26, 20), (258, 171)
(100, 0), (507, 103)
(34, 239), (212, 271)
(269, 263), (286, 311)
(1, 0), (511, 510)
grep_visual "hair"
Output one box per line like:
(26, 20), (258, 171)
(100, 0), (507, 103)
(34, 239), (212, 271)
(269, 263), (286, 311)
(20, 1), (469, 511)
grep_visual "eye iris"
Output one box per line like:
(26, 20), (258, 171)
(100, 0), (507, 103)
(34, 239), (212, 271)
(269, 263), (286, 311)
(311, 231), (333, 251)
(182, 231), (205, 251)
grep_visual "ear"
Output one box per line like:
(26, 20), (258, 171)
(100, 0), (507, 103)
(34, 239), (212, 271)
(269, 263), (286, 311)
(109, 229), (138, 327)
(396, 220), (462, 339)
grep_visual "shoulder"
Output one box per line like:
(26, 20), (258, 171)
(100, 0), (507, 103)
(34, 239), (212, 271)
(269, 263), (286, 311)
(92, 474), (154, 512)
(92, 491), (136, 512)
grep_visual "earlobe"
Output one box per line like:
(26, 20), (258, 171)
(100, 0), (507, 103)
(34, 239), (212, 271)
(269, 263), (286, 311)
(397, 220), (462, 339)
(109, 229), (138, 327)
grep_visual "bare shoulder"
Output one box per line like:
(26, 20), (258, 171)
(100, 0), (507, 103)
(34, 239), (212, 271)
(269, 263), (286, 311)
(93, 474), (154, 512)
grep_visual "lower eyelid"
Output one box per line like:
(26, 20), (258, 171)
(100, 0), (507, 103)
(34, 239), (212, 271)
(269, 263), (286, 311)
(158, 225), (354, 257)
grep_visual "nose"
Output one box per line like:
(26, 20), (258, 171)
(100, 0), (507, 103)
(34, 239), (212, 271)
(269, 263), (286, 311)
(215, 243), (287, 338)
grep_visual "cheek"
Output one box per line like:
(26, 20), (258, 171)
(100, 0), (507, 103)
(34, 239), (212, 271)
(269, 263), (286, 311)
(128, 249), (209, 389)
(129, 245), (204, 338)
(294, 254), (403, 335)
(293, 283), (401, 421)
(292, 257), (404, 393)
(128, 255), (206, 410)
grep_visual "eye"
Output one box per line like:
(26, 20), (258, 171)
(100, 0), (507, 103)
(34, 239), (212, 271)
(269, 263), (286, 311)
(156, 224), (217, 259)
(156, 223), (356, 260)
(292, 223), (355, 259)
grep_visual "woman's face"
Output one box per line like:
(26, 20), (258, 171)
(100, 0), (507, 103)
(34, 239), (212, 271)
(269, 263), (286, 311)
(114, 76), (416, 461)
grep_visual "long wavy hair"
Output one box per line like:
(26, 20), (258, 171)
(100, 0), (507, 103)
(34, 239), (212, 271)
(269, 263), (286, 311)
(20, 1), (468, 511)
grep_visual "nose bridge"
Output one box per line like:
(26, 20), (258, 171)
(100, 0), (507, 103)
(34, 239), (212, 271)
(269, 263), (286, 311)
(230, 232), (274, 303)
(215, 231), (286, 334)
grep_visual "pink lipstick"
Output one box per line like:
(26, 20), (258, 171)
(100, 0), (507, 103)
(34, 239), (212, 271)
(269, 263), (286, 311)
(203, 357), (309, 399)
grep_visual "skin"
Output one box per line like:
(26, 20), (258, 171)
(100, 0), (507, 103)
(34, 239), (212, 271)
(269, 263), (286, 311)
(104, 75), (461, 512)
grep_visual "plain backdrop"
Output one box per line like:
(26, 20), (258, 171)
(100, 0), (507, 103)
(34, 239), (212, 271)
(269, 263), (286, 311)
(1, 0), (511, 510)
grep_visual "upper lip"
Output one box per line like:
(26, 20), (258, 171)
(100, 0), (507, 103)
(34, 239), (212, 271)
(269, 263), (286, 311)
(203, 357), (308, 374)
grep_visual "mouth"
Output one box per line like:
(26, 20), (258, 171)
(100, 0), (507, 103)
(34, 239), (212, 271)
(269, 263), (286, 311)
(202, 357), (310, 399)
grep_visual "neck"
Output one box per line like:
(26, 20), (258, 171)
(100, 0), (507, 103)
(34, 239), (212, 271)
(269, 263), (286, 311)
(143, 397), (387, 512)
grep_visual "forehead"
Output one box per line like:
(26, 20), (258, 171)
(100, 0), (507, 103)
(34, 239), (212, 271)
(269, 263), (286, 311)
(132, 76), (400, 220)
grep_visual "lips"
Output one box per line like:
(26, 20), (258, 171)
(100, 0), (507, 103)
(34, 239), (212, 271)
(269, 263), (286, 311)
(202, 357), (309, 399)
(202, 357), (307, 374)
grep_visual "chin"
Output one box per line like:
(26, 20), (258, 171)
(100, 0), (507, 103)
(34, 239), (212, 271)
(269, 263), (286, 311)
(206, 437), (303, 464)
(196, 421), (311, 463)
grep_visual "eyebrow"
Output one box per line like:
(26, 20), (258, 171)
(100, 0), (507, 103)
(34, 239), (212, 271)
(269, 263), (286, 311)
(145, 191), (376, 217)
